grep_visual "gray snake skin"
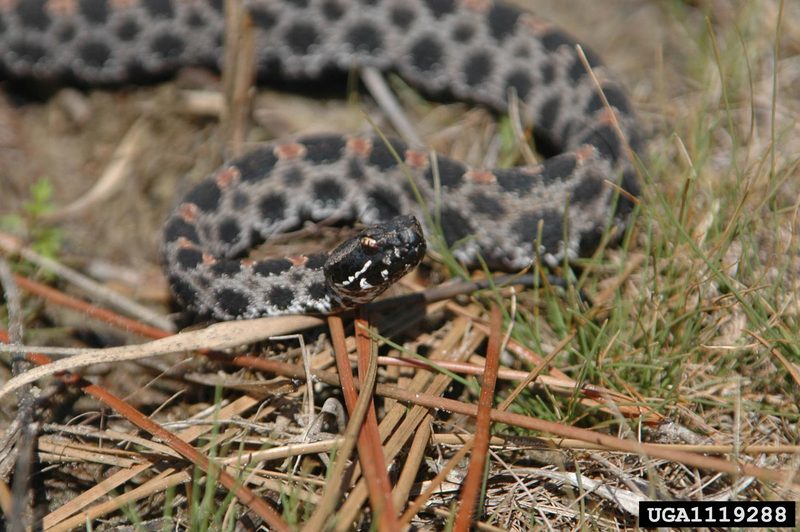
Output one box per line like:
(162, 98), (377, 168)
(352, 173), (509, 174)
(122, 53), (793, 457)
(0, 0), (643, 320)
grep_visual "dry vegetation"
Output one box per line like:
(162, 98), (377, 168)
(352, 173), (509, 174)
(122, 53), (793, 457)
(0, 1), (799, 530)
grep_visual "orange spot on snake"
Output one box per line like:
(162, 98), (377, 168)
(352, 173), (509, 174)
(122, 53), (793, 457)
(346, 136), (373, 157)
(45, 0), (78, 16)
(215, 166), (240, 188)
(289, 255), (309, 267)
(404, 150), (429, 169)
(176, 237), (197, 249)
(462, 0), (492, 13)
(274, 142), (307, 160)
(574, 144), (597, 164)
(179, 203), (200, 222)
(466, 169), (496, 184)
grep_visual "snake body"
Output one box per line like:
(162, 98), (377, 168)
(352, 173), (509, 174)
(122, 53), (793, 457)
(0, 0), (643, 320)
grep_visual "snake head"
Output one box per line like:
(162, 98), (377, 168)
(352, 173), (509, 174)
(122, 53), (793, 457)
(324, 215), (426, 306)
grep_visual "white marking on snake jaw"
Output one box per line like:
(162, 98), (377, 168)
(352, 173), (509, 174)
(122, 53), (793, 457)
(380, 269), (389, 280)
(342, 259), (372, 287)
(359, 278), (374, 290)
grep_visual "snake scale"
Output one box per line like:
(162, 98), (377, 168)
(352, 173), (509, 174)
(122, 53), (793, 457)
(0, 0), (643, 320)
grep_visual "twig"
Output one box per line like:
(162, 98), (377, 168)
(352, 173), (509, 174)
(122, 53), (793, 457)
(6, 339), (290, 532)
(12, 274), (172, 339)
(356, 310), (398, 525)
(222, 0), (256, 157)
(0, 232), (174, 332)
(302, 320), (381, 531)
(42, 119), (147, 222)
(0, 260), (37, 532)
(327, 313), (397, 529)
(0, 315), (322, 400)
(360, 67), (424, 147)
(223, 356), (800, 489)
(455, 304), (502, 530)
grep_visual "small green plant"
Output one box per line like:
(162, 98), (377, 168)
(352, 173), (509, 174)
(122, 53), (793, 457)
(1, 178), (63, 260)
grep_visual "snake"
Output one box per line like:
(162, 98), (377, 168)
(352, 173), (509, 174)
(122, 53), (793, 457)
(0, 0), (643, 320)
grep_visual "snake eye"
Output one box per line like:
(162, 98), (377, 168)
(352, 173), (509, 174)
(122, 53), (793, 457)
(360, 236), (379, 252)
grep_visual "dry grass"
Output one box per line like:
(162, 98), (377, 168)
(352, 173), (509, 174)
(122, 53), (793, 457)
(0, 1), (799, 530)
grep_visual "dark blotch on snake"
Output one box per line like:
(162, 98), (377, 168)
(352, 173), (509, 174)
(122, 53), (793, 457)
(236, 148), (278, 182)
(389, 6), (415, 29)
(139, 0), (175, 18)
(468, 191), (506, 218)
(367, 138), (406, 170)
(580, 124), (622, 162)
(313, 178), (344, 208)
(451, 23), (475, 43)
(218, 218), (242, 245)
(539, 153), (577, 183)
(541, 30), (572, 53)
(568, 55), (587, 82)
(409, 34), (443, 73)
(307, 282), (328, 301)
(185, 180), (221, 211)
(151, 33), (185, 60)
(79, 40), (111, 69)
(513, 209), (563, 253)
(79, 0), (108, 24)
(17, 0), (50, 31)
(487, 3), (520, 42)
(321, 0), (345, 20)
(424, 158), (464, 189)
(258, 193), (287, 224)
(58, 24), (77, 44)
(215, 288), (250, 317)
(116, 18), (140, 41)
(422, 0), (455, 18)
(142, 0), (174, 19)
(463, 51), (492, 86)
(367, 186), (401, 220)
(302, 135), (346, 164)
(9, 40), (46, 64)
(571, 174), (605, 206)
(169, 275), (197, 307)
(505, 69), (533, 101)
(249, 7), (277, 29)
(284, 21), (318, 54)
(164, 218), (200, 244)
(176, 248), (203, 269)
(268, 285), (295, 310)
(537, 94), (561, 131)
(185, 10), (207, 28)
(211, 260), (242, 276)
(253, 259), (293, 276)
(439, 207), (473, 246)
(495, 169), (535, 194)
(346, 21), (383, 53)
(585, 85), (630, 116)
(305, 254), (327, 269)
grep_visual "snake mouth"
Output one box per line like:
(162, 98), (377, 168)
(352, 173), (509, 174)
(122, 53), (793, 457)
(324, 215), (426, 305)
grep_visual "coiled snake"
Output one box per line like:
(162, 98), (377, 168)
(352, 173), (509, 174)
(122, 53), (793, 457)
(0, 0), (642, 320)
